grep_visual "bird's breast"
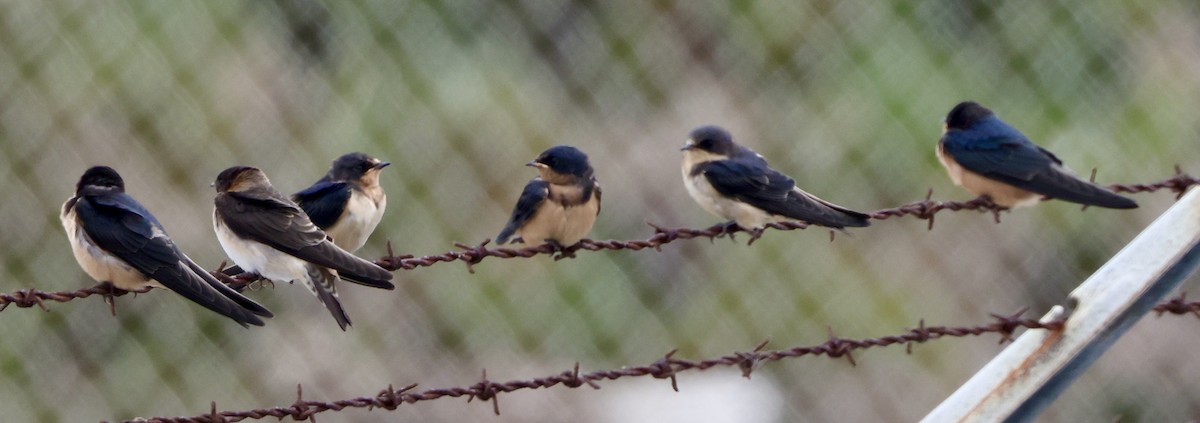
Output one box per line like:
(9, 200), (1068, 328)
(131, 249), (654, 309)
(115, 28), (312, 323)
(61, 203), (152, 289)
(324, 191), (386, 252)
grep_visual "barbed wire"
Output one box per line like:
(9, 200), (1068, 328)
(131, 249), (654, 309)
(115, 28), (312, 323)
(122, 295), (1200, 423)
(4, 169), (1196, 312)
(125, 308), (1063, 422)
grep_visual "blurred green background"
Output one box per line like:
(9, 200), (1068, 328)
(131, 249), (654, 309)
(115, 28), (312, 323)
(1, 1), (1198, 421)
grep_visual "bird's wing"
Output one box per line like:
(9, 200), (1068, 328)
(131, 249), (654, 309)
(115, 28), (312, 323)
(940, 119), (1053, 181)
(591, 179), (602, 215)
(216, 192), (394, 289)
(292, 180), (352, 230)
(496, 179), (549, 244)
(79, 194), (266, 326)
(943, 120), (1136, 208)
(701, 160), (870, 228)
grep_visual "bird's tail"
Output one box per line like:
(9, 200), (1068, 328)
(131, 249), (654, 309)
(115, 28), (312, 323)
(1021, 168), (1138, 209)
(305, 264), (352, 330)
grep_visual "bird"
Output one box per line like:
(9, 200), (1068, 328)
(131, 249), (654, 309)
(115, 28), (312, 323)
(680, 125), (871, 237)
(292, 152), (390, 253)
(212, 165), (394, 330)
(937, 101), (1138, 209)
(61, 166), (272, 327)
(496, 145), (601, 249)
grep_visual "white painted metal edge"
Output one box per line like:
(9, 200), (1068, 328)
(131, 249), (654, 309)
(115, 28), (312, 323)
(923, 187), (1200, 423)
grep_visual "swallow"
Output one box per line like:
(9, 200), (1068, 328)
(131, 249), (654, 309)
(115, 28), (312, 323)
(496, 145), (601, 248)
(292, 153), (390, 253)
(61, 166), (272, 327)
(937, 101), (1137, 209)
(681, 125), (871, 235)
(212, 166), (394, 330)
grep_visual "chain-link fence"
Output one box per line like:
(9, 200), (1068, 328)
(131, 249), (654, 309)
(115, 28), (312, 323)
(2, 1), (1198, 421)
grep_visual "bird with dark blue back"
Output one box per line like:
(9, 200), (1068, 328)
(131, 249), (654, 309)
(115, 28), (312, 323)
(937, 101), (1137, 209)
(680, 125), (871, 234)
(292, 152), (390, 253)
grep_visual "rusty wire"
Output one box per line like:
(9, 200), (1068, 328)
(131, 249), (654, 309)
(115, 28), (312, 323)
(117, 292), (1200, 422)
(124, 309), (1064, 422)
(4, 170), (1197, 311)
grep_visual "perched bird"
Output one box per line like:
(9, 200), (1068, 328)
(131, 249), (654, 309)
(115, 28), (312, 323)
(292, 152), (390, 252)
(496, 145), (601, 248)
(680, 126), (871, 234)
(212, 166), (394, 330)
(61, 166), (272, 327)
(937, 101), (1138, 209)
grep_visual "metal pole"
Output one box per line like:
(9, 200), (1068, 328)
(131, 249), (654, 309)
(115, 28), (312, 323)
(923, 187), (1200, 423)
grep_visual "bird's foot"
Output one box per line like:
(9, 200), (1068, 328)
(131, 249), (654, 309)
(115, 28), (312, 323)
(98, 282), (128, 316)
(716, 221), (741, 242)
(746, 227), (766, 245)
(977, 196), (1007, 223)
(548, 240), (580, 261)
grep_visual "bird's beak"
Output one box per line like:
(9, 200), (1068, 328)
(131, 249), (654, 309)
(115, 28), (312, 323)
(526, 161), (543, 168)
(681, 139), (696, 151)
(373, 161), (392, 170)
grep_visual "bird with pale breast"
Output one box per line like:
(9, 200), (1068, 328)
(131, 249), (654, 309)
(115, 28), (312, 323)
(936, 101), (1137, 209)
(292, 152), (391, 253)
(680, 125), (871, 238)
(496, 145), (601, 249)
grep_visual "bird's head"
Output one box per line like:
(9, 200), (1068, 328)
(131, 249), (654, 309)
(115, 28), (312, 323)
(681, 125), (739, 162)
(328, 152), (390, 186)
(527, 145), (593, 183)
(76, 166), (125, 195)
(944, 101), (995, 133)
(214, 166), (270, 193)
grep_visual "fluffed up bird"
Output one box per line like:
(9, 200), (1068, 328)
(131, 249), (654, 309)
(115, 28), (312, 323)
(212, 166), (394, 330)
(680, 125), (871, 237)
(292, 152), (390, 253)
(61, 166), (272, 327)
(937, 101), (1137, 209)
(496, 145), (601, 249)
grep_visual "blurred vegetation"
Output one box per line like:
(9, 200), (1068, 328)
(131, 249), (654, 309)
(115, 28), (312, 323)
(0, 1), (1197, 421)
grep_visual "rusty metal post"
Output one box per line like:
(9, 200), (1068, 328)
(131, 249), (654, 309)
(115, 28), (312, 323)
(923, 187), (1200, 423)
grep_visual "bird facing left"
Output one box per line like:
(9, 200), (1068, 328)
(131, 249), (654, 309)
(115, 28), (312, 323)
(61, 166), (273, 327)
(212, 165), (394, 331)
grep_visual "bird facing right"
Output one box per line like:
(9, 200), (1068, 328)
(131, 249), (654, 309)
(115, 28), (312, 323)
(936, 101), (1137, 209)
(292, 152), (391, 253)
(680, 125), (871, 233)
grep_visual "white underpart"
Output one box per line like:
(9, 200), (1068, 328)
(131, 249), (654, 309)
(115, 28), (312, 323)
(324, 191), (386, 252)
(680, 147), (777, 229)
(214, 210), (320, 296)
(61, 200), (160, 290)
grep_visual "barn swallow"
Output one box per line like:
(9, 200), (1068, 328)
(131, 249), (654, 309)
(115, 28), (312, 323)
(292, 153), (390, 253)
(937, 101), (1138, 209)
(681, 126), (871, 234)
(496, 145), (601, 248)
(212, 166), (394, 330)
(61, 166), (272, 327)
